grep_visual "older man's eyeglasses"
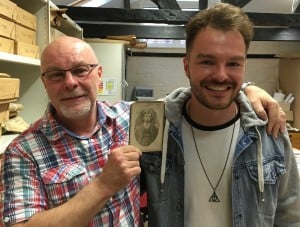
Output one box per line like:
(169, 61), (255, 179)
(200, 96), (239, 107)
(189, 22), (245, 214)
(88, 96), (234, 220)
(42, 64), (98, 82)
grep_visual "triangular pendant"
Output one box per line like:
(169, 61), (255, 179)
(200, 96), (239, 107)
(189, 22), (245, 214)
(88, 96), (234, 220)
(209, 191), (220, 202)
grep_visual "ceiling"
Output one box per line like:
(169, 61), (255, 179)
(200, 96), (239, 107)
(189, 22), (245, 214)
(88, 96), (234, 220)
(52, 0), (300, 13)
(52, 0), (300, 41)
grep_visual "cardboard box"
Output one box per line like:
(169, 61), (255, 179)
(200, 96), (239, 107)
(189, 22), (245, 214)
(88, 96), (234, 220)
(15, 24), (36, 44)
(279, 102), (291, 111)
(13, 6), (36, 30)
(0, 103), (9, 123)
(289, 132), (300, 149)
(0, 36), (14, 54)
(14, 41), (39, 59)
(285, 110), (294, 121)
(0, 0), (17, 20)
(279, 102), (293, 121)
(0, 16), (15, 39)
(0, 77), (20, 104)
(0, 77), (18, 126)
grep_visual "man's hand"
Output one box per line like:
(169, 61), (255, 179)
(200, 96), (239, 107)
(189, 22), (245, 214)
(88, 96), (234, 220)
(244, 85), (286, 138)
(97, 145), (141, 197)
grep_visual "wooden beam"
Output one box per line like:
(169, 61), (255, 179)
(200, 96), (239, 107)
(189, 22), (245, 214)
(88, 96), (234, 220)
(80, 23), (300, 41)
(222, 0), (252, 8)
(60, 7), (192, 24)
(150, 0), (181, 9)
(254, 27), (300, 41)
(199, 0), (208, 10)
(80, 24), (185, 39)
(61, 7), (300, 27)
(124, 0), (130, 9)
(57, 6), (300, 41)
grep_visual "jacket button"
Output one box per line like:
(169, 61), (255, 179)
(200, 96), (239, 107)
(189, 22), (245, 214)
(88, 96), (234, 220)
(148, 164), (154, 172)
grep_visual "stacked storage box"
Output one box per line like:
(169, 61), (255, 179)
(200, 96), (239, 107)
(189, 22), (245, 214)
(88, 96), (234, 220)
(0, 0), (16, 54)
(279, 102), (294, 122)
(13, 3), (39, 58)
(289, 132), (300, 150)
(0, 0), (39, 58)
(0, 76), (20, 138)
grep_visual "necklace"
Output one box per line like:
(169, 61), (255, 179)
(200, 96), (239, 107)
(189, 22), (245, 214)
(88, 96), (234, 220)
(189, 104), (237, 202)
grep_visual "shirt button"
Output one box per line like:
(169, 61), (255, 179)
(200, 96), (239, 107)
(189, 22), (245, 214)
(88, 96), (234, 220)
(4, 217), (9, 223)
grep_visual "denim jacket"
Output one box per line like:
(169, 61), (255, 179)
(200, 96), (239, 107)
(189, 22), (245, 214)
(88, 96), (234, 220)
(140, 87), (300, 227)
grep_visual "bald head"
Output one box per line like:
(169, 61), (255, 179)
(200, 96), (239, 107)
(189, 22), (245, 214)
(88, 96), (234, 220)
(40, 36), (98, 73)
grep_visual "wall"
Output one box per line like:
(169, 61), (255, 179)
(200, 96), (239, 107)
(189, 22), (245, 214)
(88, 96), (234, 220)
(125, 56), (188, 100)
(87, 41), (126, 103)
(245, 59), (279, 94)
(125, 56), (279, 100)
(279, 59), (300, 128)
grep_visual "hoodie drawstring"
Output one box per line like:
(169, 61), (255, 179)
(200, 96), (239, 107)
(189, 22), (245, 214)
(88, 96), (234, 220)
(160, 119), (170, 191)
(255, 127), (264, 200)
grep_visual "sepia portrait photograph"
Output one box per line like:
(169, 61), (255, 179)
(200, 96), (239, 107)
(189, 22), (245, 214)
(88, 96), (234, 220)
(129, 101), (165, 152)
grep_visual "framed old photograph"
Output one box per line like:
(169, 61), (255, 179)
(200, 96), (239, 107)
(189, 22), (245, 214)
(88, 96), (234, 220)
(129, 101), (165, 152)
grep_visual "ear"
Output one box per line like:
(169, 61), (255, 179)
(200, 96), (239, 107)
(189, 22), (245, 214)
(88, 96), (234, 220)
(96, 65), (103, 86)
(97, 65), (103, 79)
(183, 56), (190, 78)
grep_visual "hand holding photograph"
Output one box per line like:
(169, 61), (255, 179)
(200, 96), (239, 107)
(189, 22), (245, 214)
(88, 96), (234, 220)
(129, 101), (165, 152)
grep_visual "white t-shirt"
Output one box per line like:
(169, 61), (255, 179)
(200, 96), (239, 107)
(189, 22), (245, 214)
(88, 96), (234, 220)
(182, 114), (240, 227)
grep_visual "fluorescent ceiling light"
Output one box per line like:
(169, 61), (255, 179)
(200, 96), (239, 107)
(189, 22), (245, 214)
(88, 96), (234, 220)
(81, 0), (111, 7)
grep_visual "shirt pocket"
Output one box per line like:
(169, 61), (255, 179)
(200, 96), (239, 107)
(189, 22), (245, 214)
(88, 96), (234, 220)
(41, 163), (90, 207)
(247, 158), (286, 184)
(246, 158), (286, 215)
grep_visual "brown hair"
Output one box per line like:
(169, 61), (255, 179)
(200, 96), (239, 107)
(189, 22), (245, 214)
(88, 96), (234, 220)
(185, 3), (253, 55)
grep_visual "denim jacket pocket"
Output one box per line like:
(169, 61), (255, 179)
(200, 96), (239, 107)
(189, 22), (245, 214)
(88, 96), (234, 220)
(246, 158), (286, 216)
(41, 163), (89, 206)
(247, 158), (286, 184)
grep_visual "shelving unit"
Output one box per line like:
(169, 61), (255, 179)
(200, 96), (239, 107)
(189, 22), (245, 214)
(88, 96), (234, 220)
(0, 0), (82, 123)
(0, 52), (40, 66)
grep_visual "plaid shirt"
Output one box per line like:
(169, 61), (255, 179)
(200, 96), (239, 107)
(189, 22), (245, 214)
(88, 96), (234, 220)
(0, 101), (140, 226)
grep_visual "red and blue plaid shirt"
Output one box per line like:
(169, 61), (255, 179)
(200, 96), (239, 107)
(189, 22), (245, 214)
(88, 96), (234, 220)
(0, 101), (140, 226)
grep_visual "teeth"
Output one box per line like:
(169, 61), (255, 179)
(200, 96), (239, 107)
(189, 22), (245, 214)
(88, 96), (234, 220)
(207, 85), (228, 91)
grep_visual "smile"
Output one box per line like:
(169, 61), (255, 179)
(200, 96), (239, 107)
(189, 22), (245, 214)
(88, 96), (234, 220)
(206, 85), (232, 91)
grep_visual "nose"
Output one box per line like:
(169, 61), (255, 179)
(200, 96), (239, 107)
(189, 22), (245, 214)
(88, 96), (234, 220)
(212, 64), (227, 81)
(63, 71), (78, 89)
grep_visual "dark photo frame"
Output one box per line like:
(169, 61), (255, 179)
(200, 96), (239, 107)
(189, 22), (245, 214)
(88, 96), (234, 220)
(129, 101), (165, 152)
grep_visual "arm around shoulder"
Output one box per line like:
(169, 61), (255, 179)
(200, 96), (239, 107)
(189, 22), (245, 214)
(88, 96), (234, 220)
(243, 83), (286, 138)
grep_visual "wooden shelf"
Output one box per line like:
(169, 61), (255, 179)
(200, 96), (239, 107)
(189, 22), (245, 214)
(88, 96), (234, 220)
(0, 52), (40, 66)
